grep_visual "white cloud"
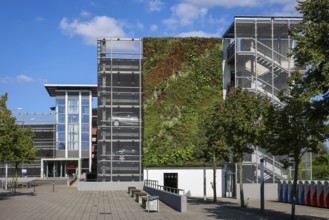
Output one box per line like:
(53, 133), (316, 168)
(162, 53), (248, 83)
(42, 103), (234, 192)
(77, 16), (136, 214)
(182, 0), (297, 9)
(136, 22), (144, 30)
(163, 18), (178, 27)
(163, 3), (207, 28)
(272, 1), (299, 16)
(150, 24), (158, 32)
(138, 0), (164, 12)
(208, 16), (227, 25)
(182, 0), (259, 8)
(148, 0), (164, 12)
(176, 31), (219, 38)
(59, 16), (127, 45)
(80, 10), (91, 17)
(16, 75), (34, 82)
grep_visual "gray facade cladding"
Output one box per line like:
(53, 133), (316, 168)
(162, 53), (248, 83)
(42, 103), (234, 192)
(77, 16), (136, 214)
(97, 38), (143, 182)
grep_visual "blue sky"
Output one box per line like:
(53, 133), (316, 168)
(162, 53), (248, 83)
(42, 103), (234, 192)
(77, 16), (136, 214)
(0, 0), (299, 113)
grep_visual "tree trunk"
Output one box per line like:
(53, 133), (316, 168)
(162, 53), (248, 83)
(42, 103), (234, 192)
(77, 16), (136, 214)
(213, 153), (217, 202)
(291, 159), (299, 220)
(239, 155), (245, 207)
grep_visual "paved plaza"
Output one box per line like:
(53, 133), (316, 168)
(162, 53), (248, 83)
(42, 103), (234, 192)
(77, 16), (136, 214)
(0, 184), (328, 220)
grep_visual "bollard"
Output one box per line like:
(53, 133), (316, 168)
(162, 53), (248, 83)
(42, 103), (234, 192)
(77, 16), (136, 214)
(260, 158), (264, 212)
(53, 180), (55, 192)
(33, 180), (36, 192)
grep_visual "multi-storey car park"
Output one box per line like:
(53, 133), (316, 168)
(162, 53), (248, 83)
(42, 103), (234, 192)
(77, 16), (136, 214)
(1, 16), (315, 198)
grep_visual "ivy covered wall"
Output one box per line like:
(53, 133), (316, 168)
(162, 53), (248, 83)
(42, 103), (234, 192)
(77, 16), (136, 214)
(143, 37), (223, 167)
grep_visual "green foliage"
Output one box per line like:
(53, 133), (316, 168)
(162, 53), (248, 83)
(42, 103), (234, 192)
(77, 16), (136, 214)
(312, 142), (329, 180)
(196, 100), (230, 165)
(292, 0), (329, 112)
(196, 88), (269, 204)
(224, 88), (269, 161)
(0, 93), (38, 185)
(143, 37), (222, 167)
(223, 88), (270, 207)
(0, 93), (17, 162)
(261, 72), (329, 219)
(262, 72), (328, 165)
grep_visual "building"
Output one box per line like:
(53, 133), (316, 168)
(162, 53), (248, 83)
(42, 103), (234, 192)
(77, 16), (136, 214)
(96, 38), (143, 182)
(42, 84), (97, 178)
(0, 112), (55, 178)
(222, 16), (311, 184)
(2, 17), (311, 196)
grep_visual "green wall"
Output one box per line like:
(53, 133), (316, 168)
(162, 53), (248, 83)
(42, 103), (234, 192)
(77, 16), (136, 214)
(143, 37), (223, 167)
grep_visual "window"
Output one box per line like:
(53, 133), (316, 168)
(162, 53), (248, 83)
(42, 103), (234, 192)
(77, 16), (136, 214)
(56, 98), (65, 105)
(82, 133), (90, 141)
(82, 98), (89, 106)
(58, 106), (65, 114)
(57, 142), (65, 150)
(57, 124), (65, 132)
(82, 124), (89, 131)
(81, 114), (89, 123)
(68, 142), (78, 150)
(68, 114), (79, 123)
(68, 98), (79, 114)
(82, 142), (89, 150)
(58, 114), (65, 123)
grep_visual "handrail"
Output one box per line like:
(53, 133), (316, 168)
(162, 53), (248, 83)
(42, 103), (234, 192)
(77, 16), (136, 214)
(144, 179), (185, 195)
(255, 149), (285, 168)
(227, 38), (291, 64)
(254, 39), (290, 61)
(242, 71), (289, 98)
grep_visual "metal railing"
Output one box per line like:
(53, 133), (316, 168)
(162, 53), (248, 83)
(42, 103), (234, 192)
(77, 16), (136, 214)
(144, 179), (185, 195)
(227, 38), (291, 64)
(255, 149), (287, 181)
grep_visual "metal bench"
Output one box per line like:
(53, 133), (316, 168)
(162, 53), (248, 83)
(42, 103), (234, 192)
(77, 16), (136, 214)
(135, 191), (148, 203)
(128, 186), (136, 194)
(130, 189), (141, 197)
(142, 195), (159, 212)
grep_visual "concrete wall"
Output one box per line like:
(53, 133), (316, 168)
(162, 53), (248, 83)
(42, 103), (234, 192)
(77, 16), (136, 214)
(144, 185), (187, 213)
(78, 181), (144, 191)
(144, 167), (224, 198)
(235, 183), (278, 200)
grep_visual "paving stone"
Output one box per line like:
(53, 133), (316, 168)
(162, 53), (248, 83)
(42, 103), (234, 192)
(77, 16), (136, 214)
(0, 185), (328, 220)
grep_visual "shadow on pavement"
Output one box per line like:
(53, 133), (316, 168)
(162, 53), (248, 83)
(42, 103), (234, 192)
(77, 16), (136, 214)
(187, 198), (328, 220)
(0, 191), (36, 200)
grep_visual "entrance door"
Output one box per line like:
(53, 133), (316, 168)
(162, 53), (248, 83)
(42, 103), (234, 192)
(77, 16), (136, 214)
(164, 173), (178, 193)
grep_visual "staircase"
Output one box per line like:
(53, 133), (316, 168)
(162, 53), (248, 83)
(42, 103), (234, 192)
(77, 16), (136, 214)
(227, 39), (293, 183)
(249, 40), (291, 108)
(241, 148), (288, 183)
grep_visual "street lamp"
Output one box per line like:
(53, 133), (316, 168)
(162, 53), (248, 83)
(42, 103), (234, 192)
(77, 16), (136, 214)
(17, 107), (26, 178)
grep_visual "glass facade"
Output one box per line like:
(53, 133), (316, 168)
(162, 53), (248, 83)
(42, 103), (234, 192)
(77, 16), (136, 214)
(53, 89), (93, 175)
(97, 38), (143, 182)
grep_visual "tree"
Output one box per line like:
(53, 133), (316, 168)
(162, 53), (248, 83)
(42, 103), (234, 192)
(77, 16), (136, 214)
(292, 0), (329, 113)
(224, 88), (269, 207)
(312, 142), (329, 180)
(0, 93), (37, 187)
(261, 72), (329, 219)
(196, 100), (230, 202)
(11, 125), (37, 186)
(0, 93), (16, 162)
